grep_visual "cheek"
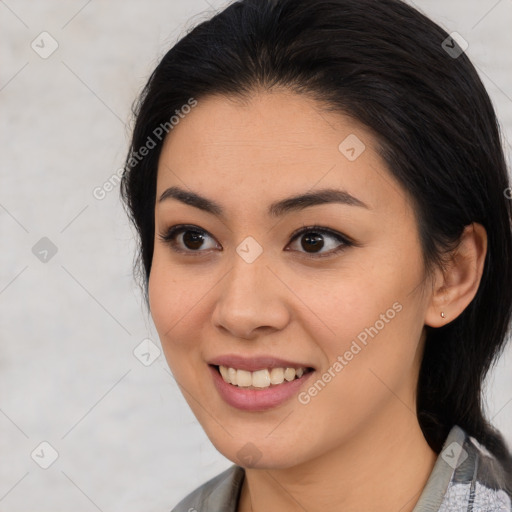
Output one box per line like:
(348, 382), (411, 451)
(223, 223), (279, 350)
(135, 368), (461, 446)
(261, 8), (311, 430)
(148, 262), (176, 335)
(148, 244), (206, 330)
(293, 262), (412, 354)
(305, 252), (426, 391)
(147, 256), (202, 362)
(299, 300), (423, 438)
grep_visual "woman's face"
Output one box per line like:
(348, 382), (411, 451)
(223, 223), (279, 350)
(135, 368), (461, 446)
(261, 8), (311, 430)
(149, 89), (434, 469)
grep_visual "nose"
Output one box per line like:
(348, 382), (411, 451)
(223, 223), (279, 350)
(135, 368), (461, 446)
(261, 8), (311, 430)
(211, 250), (290, 340)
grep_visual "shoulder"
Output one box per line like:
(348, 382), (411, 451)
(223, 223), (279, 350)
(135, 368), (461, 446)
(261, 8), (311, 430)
(439, 425), (512, 511)
(170, 464), (245, 512)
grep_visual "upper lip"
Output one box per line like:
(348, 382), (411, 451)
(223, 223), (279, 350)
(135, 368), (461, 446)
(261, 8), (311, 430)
(208, 354), (314, 372)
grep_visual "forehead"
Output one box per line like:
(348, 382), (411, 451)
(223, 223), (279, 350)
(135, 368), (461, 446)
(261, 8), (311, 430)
(159, 89), (369, 164)
(155, 90), (410, 218)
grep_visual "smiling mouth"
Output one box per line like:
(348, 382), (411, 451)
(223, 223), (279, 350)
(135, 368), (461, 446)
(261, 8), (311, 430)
(212, 364), (314, 389)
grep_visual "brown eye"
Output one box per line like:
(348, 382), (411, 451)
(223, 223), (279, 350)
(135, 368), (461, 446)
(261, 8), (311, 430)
(158, 225), (219, 254)
(299, 232), (325, 253)
(158, 224), (353, 259)
(181, 229), (207, 250)
(287, 226), (352, 258)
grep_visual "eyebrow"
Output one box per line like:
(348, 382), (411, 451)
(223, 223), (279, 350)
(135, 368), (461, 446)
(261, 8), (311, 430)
(158, 185), (370, 218)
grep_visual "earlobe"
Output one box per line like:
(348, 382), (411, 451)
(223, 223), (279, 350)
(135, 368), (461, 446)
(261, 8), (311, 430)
(424, 223), (487, 328)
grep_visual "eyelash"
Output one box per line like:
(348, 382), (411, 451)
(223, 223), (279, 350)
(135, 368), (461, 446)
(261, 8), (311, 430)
(157, 224), (354, 259)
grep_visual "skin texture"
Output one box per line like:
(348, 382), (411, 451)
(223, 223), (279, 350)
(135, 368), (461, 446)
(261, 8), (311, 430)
(149, 89), (487, 512)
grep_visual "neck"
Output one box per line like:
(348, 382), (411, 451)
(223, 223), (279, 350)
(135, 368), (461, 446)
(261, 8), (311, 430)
(237, 407), (438, 512)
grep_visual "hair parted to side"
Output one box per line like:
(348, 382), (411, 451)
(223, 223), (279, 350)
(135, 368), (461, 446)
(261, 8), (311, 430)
(120, 0), (512, 477)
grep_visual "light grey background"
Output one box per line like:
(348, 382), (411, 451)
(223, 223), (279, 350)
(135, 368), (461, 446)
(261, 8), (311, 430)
(1, 0), (511, 510)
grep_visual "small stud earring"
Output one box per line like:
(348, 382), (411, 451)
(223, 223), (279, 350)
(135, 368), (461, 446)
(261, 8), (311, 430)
(440, 311), (446, 318)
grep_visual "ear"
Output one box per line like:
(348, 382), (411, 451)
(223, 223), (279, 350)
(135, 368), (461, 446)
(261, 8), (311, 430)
(424, 223), (487, 328)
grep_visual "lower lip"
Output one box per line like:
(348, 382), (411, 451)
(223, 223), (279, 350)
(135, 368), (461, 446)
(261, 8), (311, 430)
(209, 365), (314, 411)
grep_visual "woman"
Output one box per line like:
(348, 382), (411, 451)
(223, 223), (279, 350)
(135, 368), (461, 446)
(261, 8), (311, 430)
(120, 0), (512, 510)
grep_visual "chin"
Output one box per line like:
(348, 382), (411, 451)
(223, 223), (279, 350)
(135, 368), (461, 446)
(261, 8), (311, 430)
(211, 436), (309, 470)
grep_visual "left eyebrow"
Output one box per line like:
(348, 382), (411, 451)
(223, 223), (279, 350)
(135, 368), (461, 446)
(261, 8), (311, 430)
(158, 185), (370, 220)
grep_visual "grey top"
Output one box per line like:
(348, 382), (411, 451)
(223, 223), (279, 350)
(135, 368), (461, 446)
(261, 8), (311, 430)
(171, 425), (512, 511)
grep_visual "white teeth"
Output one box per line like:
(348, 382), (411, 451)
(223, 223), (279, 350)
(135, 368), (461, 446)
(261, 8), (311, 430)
(236, 370), (252, 387)
(284, 368), (296, 381)
(219, 365), (229, 382)
(252, 369), (271, 388)
(227, 367), (237, 384)
(269, 367), (284, 385)
(218, 365), (308, 388)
